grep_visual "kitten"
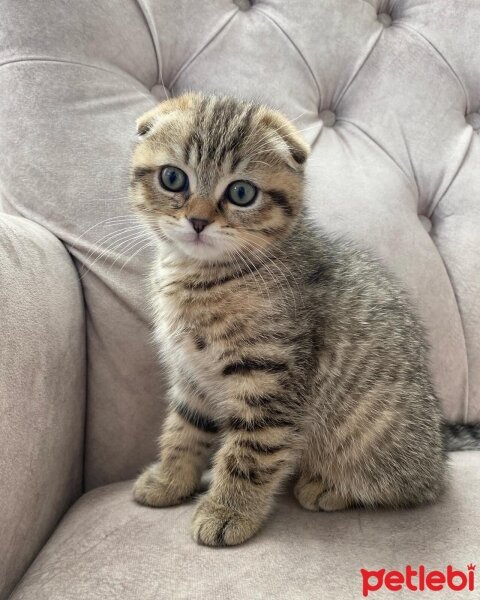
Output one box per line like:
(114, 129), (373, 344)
(129, 92), (447, 547)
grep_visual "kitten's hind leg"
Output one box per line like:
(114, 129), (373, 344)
(294, 473), (349, 512)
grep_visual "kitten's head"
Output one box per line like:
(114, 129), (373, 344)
(130, 93), (309, 263)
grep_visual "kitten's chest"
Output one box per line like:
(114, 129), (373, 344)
(156, 314), (222, 390)
(153, 300), (230, 405)
(152, 275), (260, 388)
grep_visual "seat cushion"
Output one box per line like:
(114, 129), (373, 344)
(11, 452), (480, 600)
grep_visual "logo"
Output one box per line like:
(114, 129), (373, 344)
(361, 564), (476, 597)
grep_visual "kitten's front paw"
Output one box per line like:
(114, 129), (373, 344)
(191, 496), (261, 547)
(133, 463), (194, 508)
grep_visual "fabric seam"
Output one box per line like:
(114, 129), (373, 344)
(427, 130), (475, 219)
(333, 25), (383, 111)
(334, 116), (416, 192)
(254, 7), (321, 100)
(169, 9), (239, 89)
(133, 0), (161, 85)
(395, 22), (469, 112)
(428, 239), (471, 423)
(0, 57), (152, 97)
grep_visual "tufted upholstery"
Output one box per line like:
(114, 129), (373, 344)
(2, 0), (479, 490)
(1, 2), (480, 596)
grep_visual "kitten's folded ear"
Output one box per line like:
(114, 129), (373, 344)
(136, 106), (161, 137)
(259, 108), (311, 169)
(135, 93), (200, 138)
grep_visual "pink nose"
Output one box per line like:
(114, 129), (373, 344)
(188, 218), (210, 234)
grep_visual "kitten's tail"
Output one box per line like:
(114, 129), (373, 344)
(443, 423), (480, 451)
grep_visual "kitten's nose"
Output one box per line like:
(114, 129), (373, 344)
(188, 217), (210, 234)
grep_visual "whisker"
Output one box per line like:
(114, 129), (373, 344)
(85, 224), (149, 252)
(288, 110), (308, 124)
(79, 231), (152, 279)
(242, 114), (315, 160)
(245, 234), (301, 285)
(235, 237), (298, 316)
(230, 245), (273, 307)
(80, 225), (150, 264)
(110, 232), (155, 269)
(293, 123), (324, 135)
(71, 215), (140, 247)
(119, 239), (156, 273)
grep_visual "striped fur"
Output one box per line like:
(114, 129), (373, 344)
(130, 93), (457, 547)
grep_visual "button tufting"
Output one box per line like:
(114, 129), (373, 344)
(378, 12), (392, 27)
(319, 109), (336, 128)
(234, 0), (252, 10)
(466, 112), (480, 131)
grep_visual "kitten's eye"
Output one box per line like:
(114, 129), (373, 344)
(159, 166), (188, 192)
(226, 181), (258, 207)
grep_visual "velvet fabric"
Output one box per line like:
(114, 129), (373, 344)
(1, 0), (479, 489)
(10, 453), (480, 600)
(1, 0), (479, 597)
(0, 215), (85, 598)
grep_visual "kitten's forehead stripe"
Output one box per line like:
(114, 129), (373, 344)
(188, 98), (260, 174)
(230, 106), (256, 172)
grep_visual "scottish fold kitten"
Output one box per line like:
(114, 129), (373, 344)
(129, 92), (447, 547)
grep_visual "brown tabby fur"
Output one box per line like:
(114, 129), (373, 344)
(130, 92), (446, 546)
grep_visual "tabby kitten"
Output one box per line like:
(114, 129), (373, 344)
(130, 92), (446, 547)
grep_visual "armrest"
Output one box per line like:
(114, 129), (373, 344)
(0, 214), (85, 599)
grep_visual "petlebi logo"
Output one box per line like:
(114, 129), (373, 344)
(360, 564), (476, 596)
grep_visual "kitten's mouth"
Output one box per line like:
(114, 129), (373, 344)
(162, 223), (232, 262)
(176, 231), (215, 247)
